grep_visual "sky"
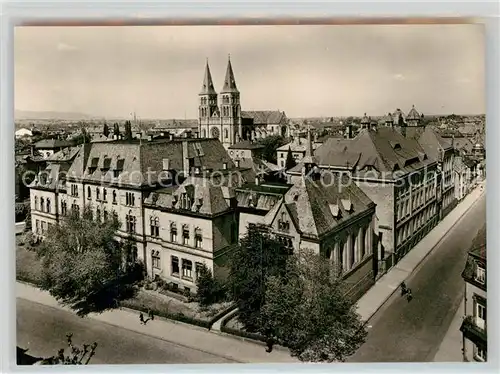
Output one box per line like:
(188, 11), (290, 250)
(15, 23), (485, 119)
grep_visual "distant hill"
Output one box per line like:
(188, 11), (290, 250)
(15, 109), (95, 121)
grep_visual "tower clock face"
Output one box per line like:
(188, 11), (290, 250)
(211, 127), (220, 139)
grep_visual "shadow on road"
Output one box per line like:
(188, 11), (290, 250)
(16, 346), (42, 365)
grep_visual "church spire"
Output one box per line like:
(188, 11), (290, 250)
(301, 125), (317, 175)
(221, 54), (239, 93)
(200, 59), (217, 95)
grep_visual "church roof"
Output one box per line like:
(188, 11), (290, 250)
(221, 56), (239, 94)
(241, 110), (286, 125)
(200, 61), (217, 95)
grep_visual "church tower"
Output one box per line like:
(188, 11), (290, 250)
(198, 60), (219, 139)
(219, 55), (241, 148)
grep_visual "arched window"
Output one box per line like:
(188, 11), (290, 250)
(224, 129), (228, 139)
(202, 129), (206, 138)
(40, 197), (45, 212)
(46, 198), (51, 213)
(150, 216), (159, 237)
(87, 186), (91, 199)
(112, 190), (117, 204)
(34, 196), (38, 211)
(349, 233), (356, 268)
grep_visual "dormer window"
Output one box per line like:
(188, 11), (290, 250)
(475, 264), (486, 284)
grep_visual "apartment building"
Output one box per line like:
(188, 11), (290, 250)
(237, 139), (378, 301)
(29, 138), (255, 292)
(293, 126), (439, 270)
(461, 227), (487, 362)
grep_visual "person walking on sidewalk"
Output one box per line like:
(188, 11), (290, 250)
(406, 288), (413, 302)
(400, 281), (408, 296)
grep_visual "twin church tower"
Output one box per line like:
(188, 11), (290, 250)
(198, 56), (242, 148)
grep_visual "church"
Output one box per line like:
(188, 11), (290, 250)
(198, 56), (289, 149)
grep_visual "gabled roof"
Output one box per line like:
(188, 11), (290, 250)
(360, 113), (370, 124)
(200, 60), (217, 95)
(46, 146), (81, 162)
(406, 105), (421, 120)
(280, 174), (374, 238)
(221, 56), (239, 94)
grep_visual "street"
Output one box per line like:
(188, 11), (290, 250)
(349, 192), (486, 362)
(17, 298), (236, 364)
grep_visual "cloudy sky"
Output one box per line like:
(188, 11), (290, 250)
(15, 23), (485, 119)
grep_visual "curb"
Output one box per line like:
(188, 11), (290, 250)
(364, 187), (484, 325)
(210, 329), (291, 354)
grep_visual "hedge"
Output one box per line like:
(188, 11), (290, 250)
(220, 312), (267, 343)
(120, 300), (211, 329)
(208, 303), (238, 327)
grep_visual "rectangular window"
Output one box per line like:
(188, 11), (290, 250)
(475, 265), (486, 284)
(35, 220), (40, 234)
(195, 262), (204, 279)
(152, 251), (161, 269)
(126, 214), (136, 233)
(103, 188), (107, 201)
(182, 259), (193, 279)
(474, 345), (487, 362)
(183, 226), (190, 245)
(96, 188), (100, 201)
(150, 217), (160, 237)
(171, 256), (179, 276)
(475, 301), (486, 330)
(126, 192), (135, 206)
(195, 229), (202, 248)
(170, 225), (177, 242)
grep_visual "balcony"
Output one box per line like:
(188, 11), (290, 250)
(460, 315), (487, 346)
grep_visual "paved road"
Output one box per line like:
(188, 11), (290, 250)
(349, 193), (486, 362)
(17, 299), (236, 364)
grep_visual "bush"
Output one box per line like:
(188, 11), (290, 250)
(195, 263), (226, 307)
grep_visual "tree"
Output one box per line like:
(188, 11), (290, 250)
(124, 120), (133, 140)
(113, 122), (120, 137)
(35, 205), (143, 316)
(18, 333), (98, 365)
(228, 225), (289, 332)
(103, 122), (110, 137)
(259, 249), (367, 362)
(195, 263), (225, 307)
(257, 135), (287, 164)
(285, 146), (296, 170)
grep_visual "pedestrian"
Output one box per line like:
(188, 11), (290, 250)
(139, 312), (145, 324)
(265, 336), (274, 353)
(406, 288), (413, 302)
(400, 281), (407, 296)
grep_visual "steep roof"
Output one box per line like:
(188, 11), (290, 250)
(360, 113), (370, 124)
(406, 105), (421, 120)
(144, 175), (233, 216)
(408, 127), (453, 162)
(316, 127), (433, 177)
(281, 173), (374, 238)
(200, 61), (217, 95)
(66, 138), (237, 187)
(221, 57), (239, 94)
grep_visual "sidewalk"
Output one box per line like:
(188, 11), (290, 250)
(356, 180), (485, 322)
(16, 282), (298, 364)
(433, 298), (465, 362)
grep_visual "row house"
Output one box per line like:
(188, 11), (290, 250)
(29, 137), (255, 292)
(294, 126), (439, 271)
(461, 227), (487, 362)
(237, 141), (378, 301)
(454, 156), (476, 201)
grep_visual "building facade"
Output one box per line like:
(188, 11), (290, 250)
(461, 227), (487, 362)
(237, 135), (378, 301)
(29, 138), (255, 293)
(294, 126), (440, 271)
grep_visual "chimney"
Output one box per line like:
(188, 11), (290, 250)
(182, 141), (190, 176)
(223, 162), (228, 170)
